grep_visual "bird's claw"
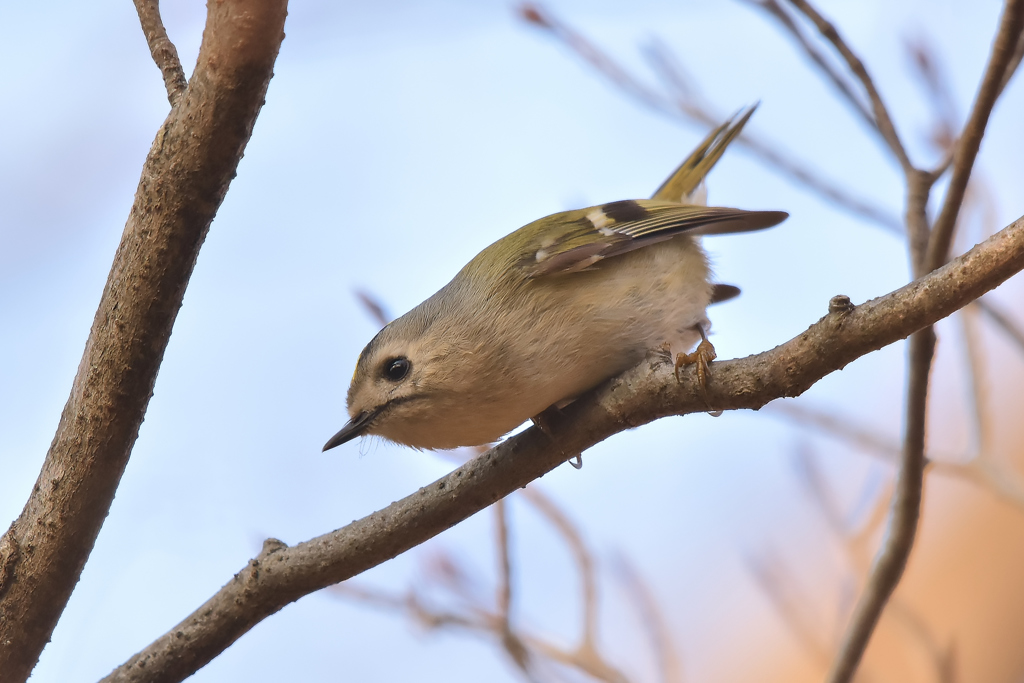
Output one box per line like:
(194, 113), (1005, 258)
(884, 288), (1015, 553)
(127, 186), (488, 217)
(674, 326), (722, 417)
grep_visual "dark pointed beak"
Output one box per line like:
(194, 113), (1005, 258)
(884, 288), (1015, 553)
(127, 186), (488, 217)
(322, 408), (380, 451)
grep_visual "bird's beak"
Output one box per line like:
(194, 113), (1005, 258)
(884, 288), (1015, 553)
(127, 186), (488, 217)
(322, 408), (381, 451)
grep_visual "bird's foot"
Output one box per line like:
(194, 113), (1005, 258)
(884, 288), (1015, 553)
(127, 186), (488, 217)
(674, 325), (722, 417)
(531, 405), (583, 469)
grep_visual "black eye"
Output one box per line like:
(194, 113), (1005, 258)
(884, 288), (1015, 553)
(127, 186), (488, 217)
(382, 357), (411, 382)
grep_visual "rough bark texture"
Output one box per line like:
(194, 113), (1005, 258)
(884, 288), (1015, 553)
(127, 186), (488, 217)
(0, 2), (288, 680)
(102, 214), (1024, 683)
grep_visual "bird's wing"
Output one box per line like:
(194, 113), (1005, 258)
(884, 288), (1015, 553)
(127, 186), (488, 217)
(522, 199), (787, 278)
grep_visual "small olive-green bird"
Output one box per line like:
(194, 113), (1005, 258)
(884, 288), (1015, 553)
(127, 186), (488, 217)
(324, 107), (787, 451)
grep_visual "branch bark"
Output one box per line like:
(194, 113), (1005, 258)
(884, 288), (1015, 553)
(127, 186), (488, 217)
(784, 0), (912, 171)
(102, 213), (1024, 683)
(0, 2), (288, 680)
(926, 0), (1024, 272)
(133, 0), (188, 107)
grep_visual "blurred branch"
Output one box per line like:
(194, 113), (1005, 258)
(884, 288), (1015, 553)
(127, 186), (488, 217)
(103, 214), (1024, 683)
(781, 444), (956, 683)
(960, 305), (994, 458)
(976, 297), (1024, 353)
(518, 3), (904, 233)
(133, 0), (188, 106)
(354, 289), (392, 328)
(521, 487), (600, 654)
(611, 556), (685, 683)
(926, 0), (1024, 272)
(769, 399), (1024, 513)
(334, 483), (630, 683)
(781, 0), (912, 171)
(743, 0), (877, 136)
(747, 549), (833, 666)
(0, 3), (287, 681)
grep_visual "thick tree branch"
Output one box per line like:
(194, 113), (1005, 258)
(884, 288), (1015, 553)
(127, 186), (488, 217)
(102, 214), (1024, 683)
(133, 0), (188, 107)
(926, 0), (1024, 272)
(0, 2), (287, 681)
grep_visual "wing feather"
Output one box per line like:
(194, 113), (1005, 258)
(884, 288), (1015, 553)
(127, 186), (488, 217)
(524, 200), (786, 277)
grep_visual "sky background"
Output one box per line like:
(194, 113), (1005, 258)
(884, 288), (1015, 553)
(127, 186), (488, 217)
(2, 1), (1023, 682)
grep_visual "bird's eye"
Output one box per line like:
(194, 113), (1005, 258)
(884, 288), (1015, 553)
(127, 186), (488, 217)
(382, 357), (411, 382)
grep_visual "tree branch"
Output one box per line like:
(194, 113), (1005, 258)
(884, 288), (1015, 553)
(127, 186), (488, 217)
(744, 0), (876, 131)
(926, 0), (1024, 272)
(101, 214), (1024, 683)
(825, 327), (935, 683)
(976, 297), (1024, 353)
(133, 0), (188, 107)
(784, 0), (913, 172)
(519, 3), (904, 233)
(0, 2), (287, 681)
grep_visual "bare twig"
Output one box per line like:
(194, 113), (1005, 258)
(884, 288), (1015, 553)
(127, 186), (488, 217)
(133, 0), (188, 107)
(101, 214), (1024, 683)
(926, 0), (1024, 272)
(825, 327), (935, 683)
(976, 297), (1024, 353)
(905, 35), (960, 146)
(783, 0), (912, 171)
(768, 403), (899, 461)
(959, 305), (994, 458)
(744, 0), (876, 129)
(354, 289), (392, 328)
(495, 501), (513, 627)
(519, 3), (903, 233)
(887, 602), (958, 683)
(0, 4), (287, 681)
(770, 400), (1024, 514)
(611, 556), (684, 683)
(747, 550), (833, 666)
(521, 487), (599, 653)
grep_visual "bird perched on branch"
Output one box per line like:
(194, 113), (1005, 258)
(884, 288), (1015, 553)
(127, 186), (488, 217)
(325, 106), (787, 451)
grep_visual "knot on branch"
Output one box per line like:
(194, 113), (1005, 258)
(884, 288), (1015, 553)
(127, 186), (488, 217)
(0, 528), (19, 599)
(829, 294), (856, 315)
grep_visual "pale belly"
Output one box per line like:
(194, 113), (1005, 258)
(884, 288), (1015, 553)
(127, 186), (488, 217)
(376, 237), (713, 449)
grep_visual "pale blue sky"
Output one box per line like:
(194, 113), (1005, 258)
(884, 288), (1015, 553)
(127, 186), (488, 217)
(1, 1), (1021, 681)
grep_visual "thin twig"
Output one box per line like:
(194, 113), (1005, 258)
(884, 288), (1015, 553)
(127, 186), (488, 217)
(494, 500), (516, 642)
(101, 214), (1024, 683)
(519, 3), (904, 233)
(133, 0), (188, 106)
(825, 328), (935, 683)
(770, 400), (1024, 514)
(959, 306), (993, 459)
(744, 0), (876, 130)
(747, 550), (833, 666)
(611, 556), (685, 683)
(975, 297), (1024, 353)
(926, 0), (1024, 272)
(783, 0), (913, 171)
(520, 487), (599, 653)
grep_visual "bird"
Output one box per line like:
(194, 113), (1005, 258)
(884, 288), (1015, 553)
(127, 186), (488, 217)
(324, 106), (787, 451)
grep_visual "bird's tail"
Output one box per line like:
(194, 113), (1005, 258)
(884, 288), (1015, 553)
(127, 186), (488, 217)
(650, 104), (757, 205)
